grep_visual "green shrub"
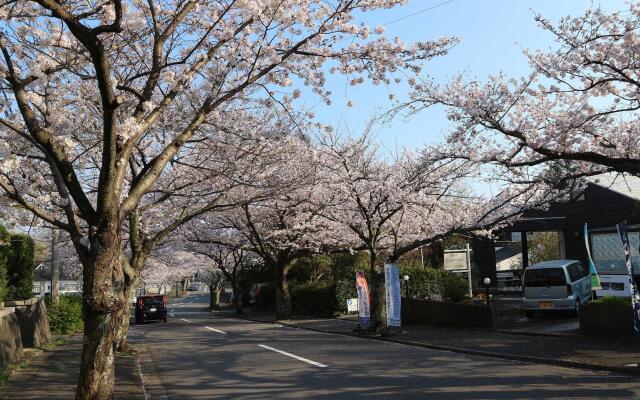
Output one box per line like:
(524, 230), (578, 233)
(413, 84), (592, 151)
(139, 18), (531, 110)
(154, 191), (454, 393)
(0, 225), (9, 303)
(46, 296), (84, 334)
(335, 278), (358, 313)
(6, 233), (34, 301)
(290, 281), (337, 317)
(440, 271), (468, 302)
(399, 263), (468, 303)
(592, 296), (631, 307)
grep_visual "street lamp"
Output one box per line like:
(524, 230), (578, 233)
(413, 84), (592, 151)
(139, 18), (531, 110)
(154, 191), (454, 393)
(483, 277), (491, 307)
(403, 275), (410, 298)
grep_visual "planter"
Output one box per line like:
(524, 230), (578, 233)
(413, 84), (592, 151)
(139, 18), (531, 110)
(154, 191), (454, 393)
(401, 298), (495, 328)
(579, 303), (634, 337)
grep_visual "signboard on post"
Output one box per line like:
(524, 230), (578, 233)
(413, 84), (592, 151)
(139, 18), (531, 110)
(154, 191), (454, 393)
(346, 298), (359, 313)
(444, 245), (473, 297)
(444, 252), (468, 271)
(616, 223), (640, 336)
(355, 272), (370, 328)
(384, 263), (402, 327)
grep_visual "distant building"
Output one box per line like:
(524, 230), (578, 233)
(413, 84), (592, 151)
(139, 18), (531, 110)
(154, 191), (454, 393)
(32, 263), (81, 296)
(480, 173), (640, 297)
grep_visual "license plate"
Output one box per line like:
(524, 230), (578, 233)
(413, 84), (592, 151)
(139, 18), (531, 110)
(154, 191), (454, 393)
(539, 302), (554, 309)
(150, 307), (157, 312)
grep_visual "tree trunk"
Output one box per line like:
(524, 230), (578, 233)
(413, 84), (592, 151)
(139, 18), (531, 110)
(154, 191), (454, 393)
(76, 223), (125, 400)
(275, 262), (291, 319)
(232, 281), (242, 314)
(114, 272), (137, 353)
(367, 250), (386, 333)
(50, 228), (60, 306)
(209, 284), (221, 309)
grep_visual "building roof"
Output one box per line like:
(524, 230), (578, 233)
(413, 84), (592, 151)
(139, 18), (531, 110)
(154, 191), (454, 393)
(33, 263), (78, 282)
(588, 173), (640, 201)
(495, 244), (521, 263)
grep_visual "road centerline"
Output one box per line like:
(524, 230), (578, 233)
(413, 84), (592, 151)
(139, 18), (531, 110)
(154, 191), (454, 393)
(180, 318), (192, 323)
(204, 326), (226, 334)
(258, 344), (328, 368)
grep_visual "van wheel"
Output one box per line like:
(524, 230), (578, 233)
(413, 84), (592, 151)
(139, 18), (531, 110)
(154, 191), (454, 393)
(525, 311), (535, 319)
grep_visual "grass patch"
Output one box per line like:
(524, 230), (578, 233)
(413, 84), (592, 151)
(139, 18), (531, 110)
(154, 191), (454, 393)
(0, 360), (23, 388)
(41, 337), (66, 352)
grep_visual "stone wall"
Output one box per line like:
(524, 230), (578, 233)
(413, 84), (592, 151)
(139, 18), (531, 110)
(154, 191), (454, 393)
(6, 298), (52, 348)
(0, 308), (23, 370)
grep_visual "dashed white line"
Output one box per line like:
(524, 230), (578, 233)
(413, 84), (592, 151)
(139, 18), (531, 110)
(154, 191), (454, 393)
(204, 326), (226, 334)
(180, 318), (192, 323)
(258, 344), (328, 368)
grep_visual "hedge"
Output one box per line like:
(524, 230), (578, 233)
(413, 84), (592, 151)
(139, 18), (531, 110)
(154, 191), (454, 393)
(290, 281), (336, 317)
(6, 233), (34, 301)
(399, 263), (468, 303)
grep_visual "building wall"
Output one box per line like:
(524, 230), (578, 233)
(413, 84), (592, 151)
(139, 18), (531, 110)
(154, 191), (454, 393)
(522, 184), (640, 265)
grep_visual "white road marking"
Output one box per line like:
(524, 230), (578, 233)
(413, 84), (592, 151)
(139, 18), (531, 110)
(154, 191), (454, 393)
(204, 326), (226, 334)
(258, 344), (328, 368)
(169, 313), (175, 317)
(180, 318), (192, 323)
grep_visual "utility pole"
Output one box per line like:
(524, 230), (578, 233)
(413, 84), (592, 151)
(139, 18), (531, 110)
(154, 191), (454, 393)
(51, 228), (60, 306)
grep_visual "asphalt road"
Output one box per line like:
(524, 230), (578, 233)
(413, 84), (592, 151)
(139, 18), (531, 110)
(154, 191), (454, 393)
(129, 294), (640, 399)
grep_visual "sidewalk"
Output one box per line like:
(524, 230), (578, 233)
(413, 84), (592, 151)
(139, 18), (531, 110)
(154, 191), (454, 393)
(229, 310), (640, 376)
(0, 335), (145, 400)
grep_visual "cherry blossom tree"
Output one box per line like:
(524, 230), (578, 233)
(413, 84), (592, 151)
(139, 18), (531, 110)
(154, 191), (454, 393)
(185, 135), (347, 318)
(114, 109), (306, 351)
(403, 3), (640, 181)
(316, 131), (563, 331)
(188, 237), (258, 313)
(0, 2), (455, 396)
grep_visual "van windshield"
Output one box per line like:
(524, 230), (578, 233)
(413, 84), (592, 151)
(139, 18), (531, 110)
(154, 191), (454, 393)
(524, 268), (566, 287)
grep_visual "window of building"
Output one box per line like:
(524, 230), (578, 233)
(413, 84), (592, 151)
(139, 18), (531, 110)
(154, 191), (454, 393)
(33, 283), (41, 293)
(591, 232), (640, 275)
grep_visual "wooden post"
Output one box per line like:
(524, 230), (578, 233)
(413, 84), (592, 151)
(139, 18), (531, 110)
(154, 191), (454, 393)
(51, 228), (60, 306)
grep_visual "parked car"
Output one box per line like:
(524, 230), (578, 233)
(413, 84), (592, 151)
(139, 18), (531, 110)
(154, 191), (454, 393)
(135, 295), (168, 323)
(522, 260), (592, 318)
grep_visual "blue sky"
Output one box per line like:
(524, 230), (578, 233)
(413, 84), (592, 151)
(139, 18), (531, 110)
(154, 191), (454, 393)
(301, 0), (628, 154)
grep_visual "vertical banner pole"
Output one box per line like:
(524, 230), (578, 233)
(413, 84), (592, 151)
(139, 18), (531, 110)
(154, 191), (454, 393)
(355, 272), (371, 329)
(466, 243), (472, 297)
(616, 223), (640, 336)
(384, 264), (402, 327)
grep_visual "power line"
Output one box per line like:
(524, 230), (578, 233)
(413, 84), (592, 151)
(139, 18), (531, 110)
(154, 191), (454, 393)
(384, 0), (457, 26)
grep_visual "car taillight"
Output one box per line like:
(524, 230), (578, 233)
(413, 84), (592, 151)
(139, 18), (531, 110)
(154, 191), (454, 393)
(566, 285), (572, 297)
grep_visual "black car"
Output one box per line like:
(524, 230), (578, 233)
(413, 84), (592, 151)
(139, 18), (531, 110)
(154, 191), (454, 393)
(135, 295), (168, 323)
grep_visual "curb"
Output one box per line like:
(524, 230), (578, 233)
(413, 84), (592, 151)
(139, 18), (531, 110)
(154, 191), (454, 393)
(137, 346), (169, 400)
(231, 314), (640, 377)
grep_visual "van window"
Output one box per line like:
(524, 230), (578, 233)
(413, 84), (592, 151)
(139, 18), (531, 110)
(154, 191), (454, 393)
(141, 297), (164, 306)
(567, 263), (584, 282)
(524, 268), (566, 287)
